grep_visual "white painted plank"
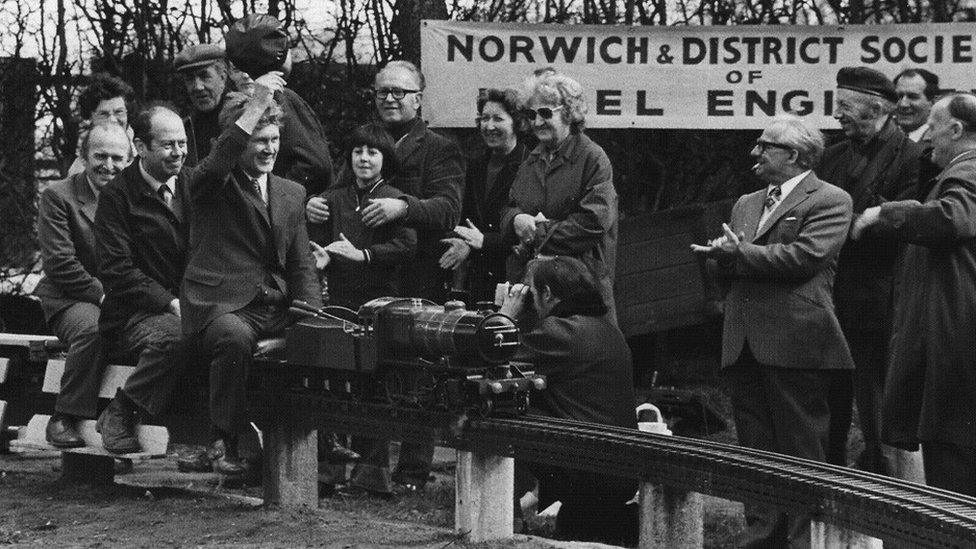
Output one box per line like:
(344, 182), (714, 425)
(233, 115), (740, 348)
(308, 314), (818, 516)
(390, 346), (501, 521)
(0, 400), (6, 429)
(0, 357), (9, 384)
(455, 450), (514, 543)
(0, 334), (60, 347)
(41, 359), (134, 398)
(9, 414), (168, 459)
(810, 520), (883, 549)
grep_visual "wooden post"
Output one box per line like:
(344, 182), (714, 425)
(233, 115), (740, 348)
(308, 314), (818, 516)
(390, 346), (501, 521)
(810, 521), (883, 549)
(455, 450), (514, 543)
(639, 482), (703, 548)
(263, 415), (318, 509)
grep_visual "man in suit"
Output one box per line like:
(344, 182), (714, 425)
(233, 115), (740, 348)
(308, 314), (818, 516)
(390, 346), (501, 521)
(853, 93), (976, 496)
(894, 68), (940, 143)
(818, 67), (922, 475)
(34, 122), (132, 447)
(93, 105), (193, 454)
(305, 60), (465, 492)
(181, 73), (322, 476)
(693, 114), (854, 547)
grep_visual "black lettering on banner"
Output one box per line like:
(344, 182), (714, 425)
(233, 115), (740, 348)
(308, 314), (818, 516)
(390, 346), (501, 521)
(628, 37), (649, 64)
(510, 36), (535, 63)
(540, 36), (582, 63)
(935, 35), (944, 62)
(783, 90), (813, 116)
(786, 37), (796, 64)
(683, 38), (706, 64)
(909, 36), (927, 63)
(763, 37), (783, 64)
(723, 37), (741, 64)
(741, 36), (760, 63)
(884, 37), (906, 62)
(637, 91), (664, 116)
(748, 70), (762, 83)
(479, 35), (504, 62)
(824, 90), (834, 116)
(953, 35), (972, 62)
(708, 90), (734, 116)
(824, 37), (843, 62)
(600, 36), (622, 64)
(861, 36), (880, 63)
(800, 37), (820, 63)
(726, 70), (742, 84)
(448, 34), (474, 61)
(587, 36), (597, 63)
(746, 90), (775, 116)
(596, 90), (622, 114)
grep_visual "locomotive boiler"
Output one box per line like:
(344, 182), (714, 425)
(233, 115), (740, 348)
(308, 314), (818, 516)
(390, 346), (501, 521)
(284, 298), (545, 416)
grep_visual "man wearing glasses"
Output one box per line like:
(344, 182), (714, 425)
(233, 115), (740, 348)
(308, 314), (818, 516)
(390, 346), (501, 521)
(693, 114), (854, 547)
(818, 66), (923, 478)
(307, 60), (464, 494)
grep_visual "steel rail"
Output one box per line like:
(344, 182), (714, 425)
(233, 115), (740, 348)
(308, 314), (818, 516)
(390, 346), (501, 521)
(248, 385), (976, 548)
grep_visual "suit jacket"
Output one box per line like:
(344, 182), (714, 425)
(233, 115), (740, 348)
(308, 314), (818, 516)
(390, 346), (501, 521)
(713, 172), (855, 371)
(34, 173), (104, 320)
(392, 119), (465, 301)
(878, 150), (976, 450)
(181, 125), (322, 335)
(818, 119), (921, 333)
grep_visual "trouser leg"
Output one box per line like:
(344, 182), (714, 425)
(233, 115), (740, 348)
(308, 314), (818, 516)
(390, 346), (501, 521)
(350, 437), (393, 493)
(117, 312), (186, 416)
(51, 302), (105, 418)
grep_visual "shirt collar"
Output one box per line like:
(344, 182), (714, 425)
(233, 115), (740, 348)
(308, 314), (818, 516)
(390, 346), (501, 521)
(138, 160), (175, 194)
(907, 123), (929, 143)
(84, 173), (102, 199)
(769, 170), (809, 200)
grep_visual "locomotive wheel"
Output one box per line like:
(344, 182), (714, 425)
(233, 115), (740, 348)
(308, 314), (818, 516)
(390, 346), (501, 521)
(477, 395), (494, 417)
(515, 391), (529, 415)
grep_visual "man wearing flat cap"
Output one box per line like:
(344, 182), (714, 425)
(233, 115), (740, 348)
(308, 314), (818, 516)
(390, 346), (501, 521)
(174, 43), (230, 167)
(224, 13), (333, 196)
(818, 66), (923, 479)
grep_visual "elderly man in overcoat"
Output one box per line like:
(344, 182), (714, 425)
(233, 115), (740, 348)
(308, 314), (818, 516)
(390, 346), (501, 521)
(853, 93), (976, 496)
(694, 114), (854, 547)
(817, 66), (922, 474)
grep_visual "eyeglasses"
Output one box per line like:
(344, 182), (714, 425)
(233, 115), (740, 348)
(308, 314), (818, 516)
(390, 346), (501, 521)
(373, 87), (420, 100)
(754, 139), (793, 153)
(523, 105), (564, 121)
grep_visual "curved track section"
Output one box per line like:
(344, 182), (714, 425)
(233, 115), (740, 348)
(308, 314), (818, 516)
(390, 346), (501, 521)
(249, 383), (976, 548)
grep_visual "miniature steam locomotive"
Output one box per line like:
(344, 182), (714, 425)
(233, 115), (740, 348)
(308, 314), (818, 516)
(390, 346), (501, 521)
(284, 297), (546, 416)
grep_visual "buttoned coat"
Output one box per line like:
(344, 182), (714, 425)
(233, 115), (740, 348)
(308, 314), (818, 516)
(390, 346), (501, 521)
(879, 151), (976, 450)
(180, 126), (322, 335)
(500, 133), (618, 307)
(390, 119), (465, 301)
(818, 119), (921, 334)
(715, 173), (855, 371)
(34, 173), (104, 321)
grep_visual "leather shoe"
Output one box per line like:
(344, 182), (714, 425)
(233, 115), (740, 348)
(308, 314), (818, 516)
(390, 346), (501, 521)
(208, 439), (246, 476)
(45, 414), (84, 448)
(176, 447), (213, 473)
(95, 395), (141, 454)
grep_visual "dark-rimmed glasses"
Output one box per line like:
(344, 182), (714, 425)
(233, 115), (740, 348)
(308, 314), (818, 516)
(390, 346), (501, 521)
(373, 87), (420, 100)
(755, 139), (793, 153)
(523, 105), (564, 121)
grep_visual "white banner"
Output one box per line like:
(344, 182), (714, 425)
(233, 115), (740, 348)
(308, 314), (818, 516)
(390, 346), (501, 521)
(420, 20), (976, 129)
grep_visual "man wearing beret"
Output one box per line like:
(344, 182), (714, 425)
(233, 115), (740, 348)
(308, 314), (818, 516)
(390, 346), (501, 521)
(224, 14), (333, 196)
(174, 44), (231, 167)
(818, 66), (923, 479)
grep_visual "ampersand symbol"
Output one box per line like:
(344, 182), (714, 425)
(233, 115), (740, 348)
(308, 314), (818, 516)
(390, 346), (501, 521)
(657, 45), (674, 64)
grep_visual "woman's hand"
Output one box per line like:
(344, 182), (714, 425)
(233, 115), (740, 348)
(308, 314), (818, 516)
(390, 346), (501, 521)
(306, 196), (330, 223)
(454, 218), (485, 250)
(439, 238), (471, 269)
(325, 233), (366, 263)
(499, 282), (531, 318)
(310, 241), (330, 270)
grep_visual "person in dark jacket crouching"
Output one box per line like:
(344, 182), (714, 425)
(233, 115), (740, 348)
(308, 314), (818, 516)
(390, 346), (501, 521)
(500, 255), (637, 545)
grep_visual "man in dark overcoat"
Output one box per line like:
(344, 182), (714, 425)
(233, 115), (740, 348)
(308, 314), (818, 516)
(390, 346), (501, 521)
(817, 66), (923, 475)
(853, 93), (976, 496)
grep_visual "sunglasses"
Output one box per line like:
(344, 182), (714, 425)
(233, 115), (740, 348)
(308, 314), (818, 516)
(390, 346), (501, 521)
(523, 105), (564, 121)
(755, 139), (793, 153)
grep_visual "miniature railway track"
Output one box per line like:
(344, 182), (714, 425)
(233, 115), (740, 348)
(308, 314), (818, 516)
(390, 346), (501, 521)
(249, 383), (976, 549)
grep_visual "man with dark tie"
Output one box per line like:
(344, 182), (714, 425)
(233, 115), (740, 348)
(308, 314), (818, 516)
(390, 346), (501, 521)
(93, 105), (193, 454)
(179, 73), (321, 477)
(818, 66), (923, 476)
(693, 114), (854, 547)
(34, 122), (132, 447)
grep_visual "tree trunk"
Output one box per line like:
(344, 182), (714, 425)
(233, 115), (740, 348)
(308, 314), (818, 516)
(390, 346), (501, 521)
(390, 0), (448, 67)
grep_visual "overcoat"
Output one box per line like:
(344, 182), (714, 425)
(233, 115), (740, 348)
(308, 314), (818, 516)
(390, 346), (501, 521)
(879, 150), (976, 450)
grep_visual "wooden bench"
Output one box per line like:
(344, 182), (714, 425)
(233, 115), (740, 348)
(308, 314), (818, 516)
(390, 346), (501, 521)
(0, 334), (62, 450)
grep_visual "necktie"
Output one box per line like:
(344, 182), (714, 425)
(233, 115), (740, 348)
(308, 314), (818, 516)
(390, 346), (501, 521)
(157, 185), (172, 209)
(250, 178), (265, 204)
(765, 185), (782, 210)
